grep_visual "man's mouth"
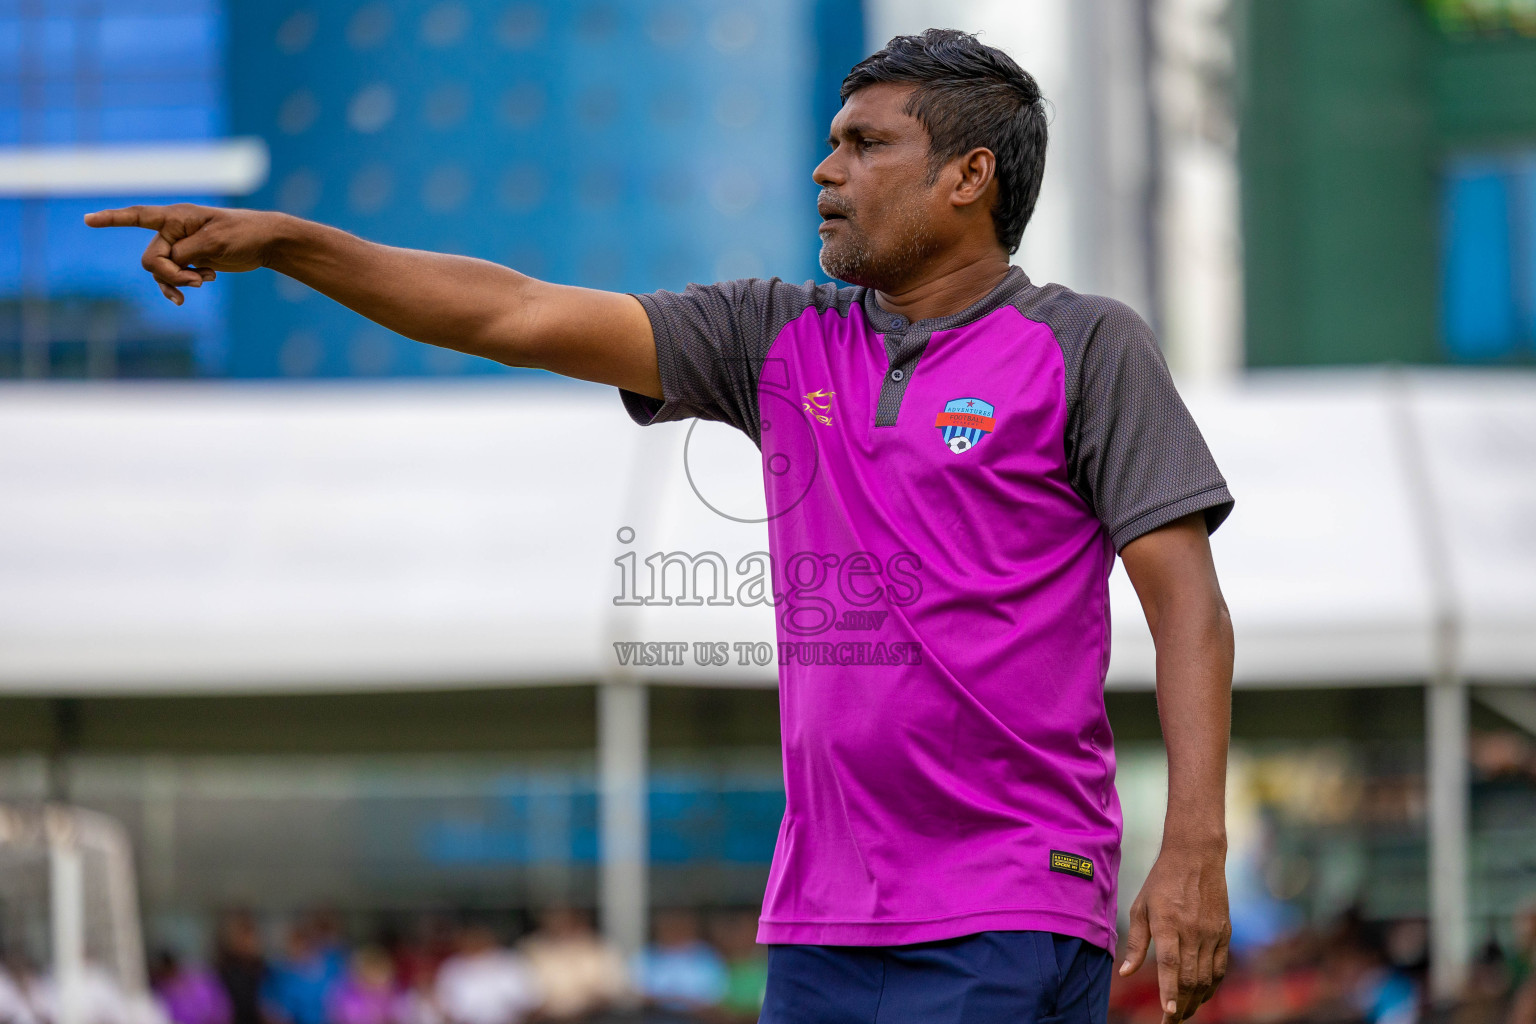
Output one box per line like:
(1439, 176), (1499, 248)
(817, 191), (852, 223)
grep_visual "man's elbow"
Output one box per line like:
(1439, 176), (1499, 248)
(464, 287), (545, 369)
(1214, 595), (1235, 665)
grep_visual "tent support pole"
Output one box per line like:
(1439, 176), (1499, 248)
(1427, 674), (1470, 1001)
(599, 680), (648, 963)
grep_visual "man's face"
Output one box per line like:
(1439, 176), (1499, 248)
(813, 82), (951, 291)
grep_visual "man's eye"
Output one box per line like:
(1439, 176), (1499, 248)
(859, 139), (878, 150)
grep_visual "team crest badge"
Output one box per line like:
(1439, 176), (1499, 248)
(935, 397), (995, 454)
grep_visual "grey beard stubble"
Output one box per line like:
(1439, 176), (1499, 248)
(818, 198), (941, 290)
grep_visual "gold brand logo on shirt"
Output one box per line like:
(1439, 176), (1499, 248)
(802, 388), (836, 426)
(1049, 850), (1095, 880)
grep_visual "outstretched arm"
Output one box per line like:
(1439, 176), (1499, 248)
(84, 204), (661, 398)
(1116, 510), (1234, 1024)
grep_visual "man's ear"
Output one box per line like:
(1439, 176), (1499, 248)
(950, 147), (998, 209)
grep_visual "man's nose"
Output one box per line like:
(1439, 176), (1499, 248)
(813, 151), (843, 188)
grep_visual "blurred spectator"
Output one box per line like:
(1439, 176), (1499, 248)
(384, 919), (454, 1024)
(709, 910), (767, 1022)
(1353, 949), (1418, 1024)
(1385, 920), (1430, 980)
(264, 922), (345, 1024)
(1311, 910), (1418, 1024)
(630, 909), (727, 1014)
(378, 916), (458, 1005)
(214, 911), (269, 1024)
(1454, 940), (1512, 1024)
(326, 947), (406, 1024)
(306, 911), (349, 978)
(1510, 902), (1536, 1024)
(433, 924), (540, 1024)
(153, 950), (232, 1024)
(378, 921), (432, 998)
(515, 907), (627, 1020)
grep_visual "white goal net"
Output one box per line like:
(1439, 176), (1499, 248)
(0, 804), (162, 1024)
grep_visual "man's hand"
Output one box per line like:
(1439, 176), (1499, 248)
(85, 204), (281, 305)
(1120, 841), (1230, 1024)
(1119, 511), (1235, 1024)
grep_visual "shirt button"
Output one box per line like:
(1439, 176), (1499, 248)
(890, 316), (908, 329)
(890, 368), (905, 382)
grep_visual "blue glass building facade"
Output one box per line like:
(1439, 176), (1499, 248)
(0, 0), (227, 376)
(228, 0), (852, 377)
(1, 0), (864, 377)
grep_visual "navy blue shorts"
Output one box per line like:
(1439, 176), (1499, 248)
(759, 930), (1112, 1024)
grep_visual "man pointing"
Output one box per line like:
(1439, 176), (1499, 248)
(90, 29), (1235, 1024)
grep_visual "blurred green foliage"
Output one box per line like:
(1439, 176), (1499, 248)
(1422, 0), (1536, 36)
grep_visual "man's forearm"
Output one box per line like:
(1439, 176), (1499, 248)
(262, 214), (535, 360)
(1152, 593), (1233, 846)
(1118, 515), (1236, 1022)
(85, 202), (661, 395)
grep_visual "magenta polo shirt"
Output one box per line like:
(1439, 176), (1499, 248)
(621, 267), (1233, 954)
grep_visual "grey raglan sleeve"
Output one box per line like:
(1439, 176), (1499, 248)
(619, 277), (819, 445)
(1066, 299), (1234, 551)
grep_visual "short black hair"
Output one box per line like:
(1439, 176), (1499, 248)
(841, 28), (1048, 254)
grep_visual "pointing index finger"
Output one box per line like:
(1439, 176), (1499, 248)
(1155, 931), (1183, 1024)
(83, 206), (165, 229)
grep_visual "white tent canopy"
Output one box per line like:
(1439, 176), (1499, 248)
(1, 371), (1531, 693)
(0, 383), (627, 690)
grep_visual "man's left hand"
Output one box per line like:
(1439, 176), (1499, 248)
(1118, 841), (1231, 1024)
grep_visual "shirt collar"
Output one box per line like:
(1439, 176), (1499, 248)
(860, 265), (1033, 335)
